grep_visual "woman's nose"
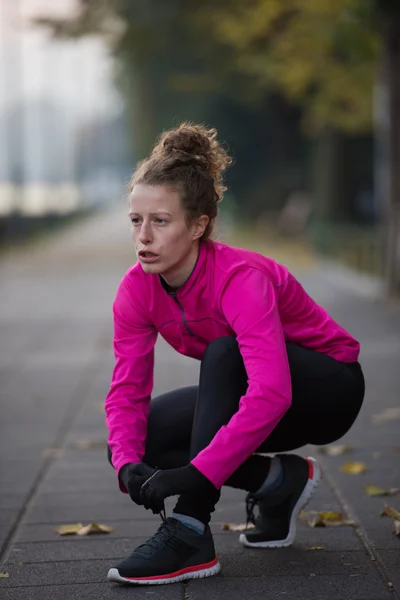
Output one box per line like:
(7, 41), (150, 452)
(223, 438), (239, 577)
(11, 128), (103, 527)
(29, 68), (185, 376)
(139, 222), (152, 244)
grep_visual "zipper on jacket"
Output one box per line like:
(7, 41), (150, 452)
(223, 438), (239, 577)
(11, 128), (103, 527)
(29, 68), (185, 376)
(171, 292), (195, 337)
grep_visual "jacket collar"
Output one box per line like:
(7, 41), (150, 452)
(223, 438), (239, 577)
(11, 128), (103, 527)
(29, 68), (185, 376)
(158, 240), (210, 298)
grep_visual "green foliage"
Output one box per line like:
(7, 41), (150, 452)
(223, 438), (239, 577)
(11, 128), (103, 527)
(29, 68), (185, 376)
(200, 0), (381, 133)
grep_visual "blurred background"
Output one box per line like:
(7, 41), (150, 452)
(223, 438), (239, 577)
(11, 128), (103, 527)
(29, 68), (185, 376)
(1, 0), (399, 297)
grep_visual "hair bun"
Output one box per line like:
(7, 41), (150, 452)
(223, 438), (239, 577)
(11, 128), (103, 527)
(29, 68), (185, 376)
(152, 122), (232, 201)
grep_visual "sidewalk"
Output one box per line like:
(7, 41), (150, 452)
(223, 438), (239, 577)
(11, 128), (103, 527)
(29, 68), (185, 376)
(0, 207), (399, 600)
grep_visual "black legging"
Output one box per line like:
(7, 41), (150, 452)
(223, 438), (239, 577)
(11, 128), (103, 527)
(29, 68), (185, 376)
(108, 337), (365, 523)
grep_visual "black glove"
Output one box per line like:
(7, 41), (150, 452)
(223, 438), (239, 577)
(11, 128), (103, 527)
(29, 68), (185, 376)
(119, 462), (156, 505)
(140, 464), (217, 514)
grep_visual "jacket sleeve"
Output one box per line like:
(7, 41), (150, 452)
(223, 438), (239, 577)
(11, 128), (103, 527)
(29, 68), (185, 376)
(191, 268), (292, 489)
(105, 274), (157, 492)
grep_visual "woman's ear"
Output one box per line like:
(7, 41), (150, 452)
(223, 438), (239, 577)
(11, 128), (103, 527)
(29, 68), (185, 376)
(192, 215), (210, 240)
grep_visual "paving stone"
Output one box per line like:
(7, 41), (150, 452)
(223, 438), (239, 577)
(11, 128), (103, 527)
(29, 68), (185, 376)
(5, 538), (139, 564)
(0, 582), (182, 599)
(187, 573), (393, 600)
(219, 549), (374, 577)
(0, 550), (375, 589)
(31, 491), (127, 509)
(0, 559), (113, 587)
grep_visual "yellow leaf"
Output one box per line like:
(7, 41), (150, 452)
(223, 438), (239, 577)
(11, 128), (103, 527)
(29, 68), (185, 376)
(380, 505), (400, 520)
(42, 448), (64, 459)
(365, 486), (400, 497)
(0, 572), (9, 578)
(394, 520), (400, 537)
(76, 523), (113, 536)
(340, 462), (367, 475)
(307, 546), (325, 551)
(318, 445), (353, 457)
(74, 439), (106, 450)
(371, 408), (400, 425)
(301, 511), (354, 528)
(220, 523), (255, 532)
(55, 523), (84, 536)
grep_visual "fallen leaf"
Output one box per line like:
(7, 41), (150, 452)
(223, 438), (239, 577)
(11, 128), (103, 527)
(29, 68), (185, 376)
(42, 448), (64, 459)
(92, 400), (105, 413)
(318, 445), (353, 457)
(0, 572), (9, 578)
(301, 511), (354, 528)
(220, 523), (255, 532)
(307, 546), (325, 551)
(371, 407), (400, 425)
(340, 462), (367, 475)
(55, 522), (113, 536)
(394, 521), (400, 537)
(77, 523), (113, 536)
(380, 505), (400, 520)
(74, 439), (107, 451)
(55, 523), (84, 536)
(365, 485), (400, 497)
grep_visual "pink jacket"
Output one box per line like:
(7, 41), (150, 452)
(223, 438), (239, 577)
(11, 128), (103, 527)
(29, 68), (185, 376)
(105, 240), (360, 489)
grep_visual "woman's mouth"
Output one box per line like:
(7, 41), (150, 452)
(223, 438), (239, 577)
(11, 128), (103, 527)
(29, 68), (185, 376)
(138, 250), (159, 264)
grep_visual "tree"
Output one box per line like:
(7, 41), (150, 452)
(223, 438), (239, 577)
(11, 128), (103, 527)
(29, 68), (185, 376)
(198, 0), (380, 135)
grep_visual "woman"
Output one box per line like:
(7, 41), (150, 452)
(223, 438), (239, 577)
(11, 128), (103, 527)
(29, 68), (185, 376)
(105, 122), (365, 586)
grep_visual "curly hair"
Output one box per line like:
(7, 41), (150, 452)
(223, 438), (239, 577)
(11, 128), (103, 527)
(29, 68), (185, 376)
(130, 122), (232, 240)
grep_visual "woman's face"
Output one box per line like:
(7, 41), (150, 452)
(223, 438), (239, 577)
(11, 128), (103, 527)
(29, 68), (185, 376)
(129, 184), (209, 286)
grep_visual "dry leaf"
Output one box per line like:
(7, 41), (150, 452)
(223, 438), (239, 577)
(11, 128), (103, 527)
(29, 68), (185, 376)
(42, 448), (64, 459)
(340, 462), (367, 475)
(394, 521), (400, 537)
(301, 511), (354, 528)
(220, 523), (255, 532)
(365, 485), (400, 497)
(77, 523), (113, 536)
(307, 546), (325, 551)
(0, 572), (9, 578)
(55, 523), (84, 536)
(55, 522), (112, 536)
(380, 505), (400, 520)
(371, 407), (400, 425)
(74, 439), (107, 451)
(318, 445), (353, 457)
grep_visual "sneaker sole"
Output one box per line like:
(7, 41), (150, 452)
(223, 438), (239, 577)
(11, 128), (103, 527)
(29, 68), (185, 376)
(107, 557), (221, 585)
(239, 456), (321, 549)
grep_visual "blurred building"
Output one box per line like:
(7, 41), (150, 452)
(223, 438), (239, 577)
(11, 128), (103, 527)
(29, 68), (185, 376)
(0, 0), (132, 223)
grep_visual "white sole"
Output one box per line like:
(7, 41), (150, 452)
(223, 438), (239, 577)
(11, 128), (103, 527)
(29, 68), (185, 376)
(239, 456), (321, 548)
(107, 560), (221, 585)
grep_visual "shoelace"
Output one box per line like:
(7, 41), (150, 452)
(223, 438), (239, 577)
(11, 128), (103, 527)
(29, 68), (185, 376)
(245, 493), (257, 529)
(134, 515), (174, 554)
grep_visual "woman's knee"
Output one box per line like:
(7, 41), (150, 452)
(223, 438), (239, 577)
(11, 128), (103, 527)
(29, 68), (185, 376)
(201, 336), (241, 371)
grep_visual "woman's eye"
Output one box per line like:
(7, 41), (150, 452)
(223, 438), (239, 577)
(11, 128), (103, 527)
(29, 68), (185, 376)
(154, 218), (166, 225)
(131, 218), (140, 225)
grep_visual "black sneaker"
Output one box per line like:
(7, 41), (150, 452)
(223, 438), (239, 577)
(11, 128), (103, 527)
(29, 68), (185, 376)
(107, 517), (221, 585)
(239, 455), (321, 548)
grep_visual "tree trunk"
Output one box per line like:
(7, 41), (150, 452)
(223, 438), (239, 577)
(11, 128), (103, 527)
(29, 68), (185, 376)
(382, 13), (400, 297)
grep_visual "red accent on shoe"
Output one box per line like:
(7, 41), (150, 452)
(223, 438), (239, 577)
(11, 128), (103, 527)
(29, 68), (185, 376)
(306, 458), (314, 480)
(125, 557), (219, 581)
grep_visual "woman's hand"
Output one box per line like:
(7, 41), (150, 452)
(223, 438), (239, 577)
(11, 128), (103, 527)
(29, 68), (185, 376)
(140, 464), (216, 514)
(119, 462), (156, 505)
